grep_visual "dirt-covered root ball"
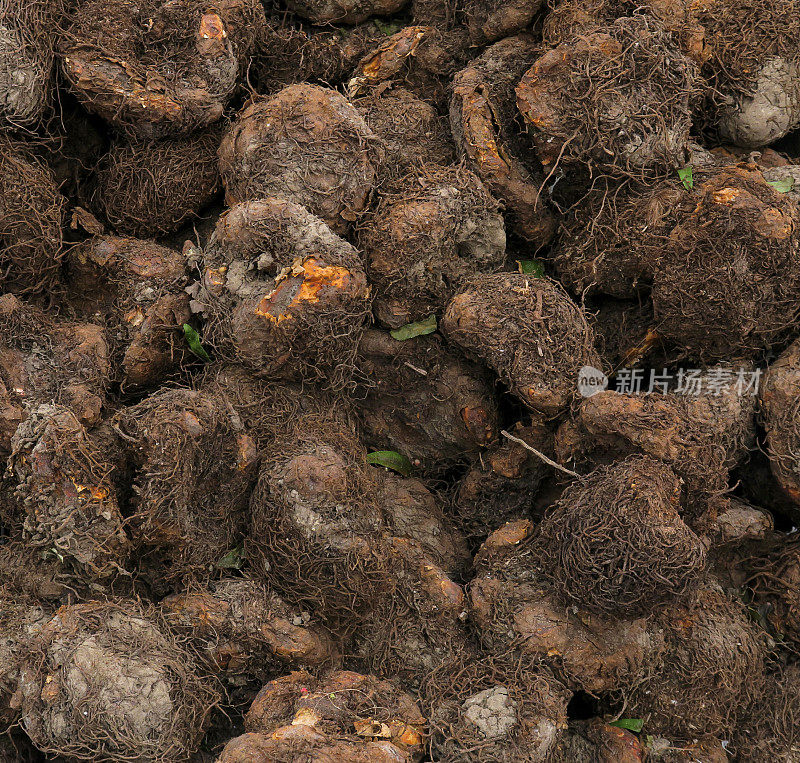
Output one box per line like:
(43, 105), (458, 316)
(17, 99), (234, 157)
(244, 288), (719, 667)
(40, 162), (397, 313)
(454, 418), (554, 540)
(59, 0), (264, 136)
(450, 35), (556, 246)
(759, 338), (800, 506)
(196, 198), (371, 388)
(113, 388), (259, 592)
(8, 405), (129, 579)
(0, 136), (65, 295)
(353, 86), (455, 176)
(469, 520), (663, 693)
(652, 165), (800, 360)
(556, 373), (756, 502)
(243, 669), (426, 758)
(161, 579), (336, 681)
(517, 16), (698, 174)
(354, 329), (499, 475)
(625, 586), (766, 742)
(0, 0), (59, 127)
(351, 537), (471, 688)
(66, 236), (191, 390)
(248, 413), (391, 628)
(90, 129), (220, 238)
(284, 0), (405, 24)
(533, 457), (706, 617)
(442, 273), (601, 416)
(463, 0), (545, 44)
(424, 654), (569, 762)
(219, 84), (383, 232)
(17, 601), (218, 762)
(0, 295), (109, 451)
(358, 165), (505, 328)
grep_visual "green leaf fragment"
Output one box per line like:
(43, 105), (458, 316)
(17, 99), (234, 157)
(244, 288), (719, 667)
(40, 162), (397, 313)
(610, 718), (644, 733)
(216, 545), (245, 570)
(374, 19), (404, 35)
(678, 166), (693, 191)
(767, 177), (796, 193)
(183, 324), (211, 362)
(366, 450), (413, 476)
(517, 259), (545, 277)
(389, 315), (437, 341)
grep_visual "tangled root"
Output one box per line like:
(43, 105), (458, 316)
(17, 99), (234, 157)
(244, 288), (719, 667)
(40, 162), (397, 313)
(625, 585), (766, 742)
(442, 273), (601, 416)
(354, 86), (455, 177)
(0, 135), (65, 295)
(533, 456), (706, 617)
(354, 328), (499, 475)
(351, 536), (471, 688)
(91, 129), (221, 238)
(517, 16), (699, 175)
(359, 164), (505, 328)
(759, 338), (800, 506)
(454, 417), (554, 540)
(469, 520), (663, 693)
(219, 84), (383, 232)
(65, 236), (191, 390)
(9, 404), (129, 580)
(551, 175), (693, 298)
(195, 198), (371, 389)
(0, 0), (60, 127)
(284, 0), (406, 24)
(556, 373), (756, 503)
(161, 578), (337, 681)
(652, 165), (800, 360)
(0, 294), (109, 452)
(450, 34), (556, 246)
(17, 601), (218, 761)
(424, 653), (569, 762)
(245, 669), (426, 757)
(59, 0), (264, 136)
(113, 388), (259, 593)
(247, 413), (391, 631)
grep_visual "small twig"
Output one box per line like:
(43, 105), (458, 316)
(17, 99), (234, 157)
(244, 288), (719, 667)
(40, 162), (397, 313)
(500, 430), (580, 478)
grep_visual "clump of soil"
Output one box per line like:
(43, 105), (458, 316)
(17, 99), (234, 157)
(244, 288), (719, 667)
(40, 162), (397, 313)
(450, 34), (556, 246)
(424, 653), (570, 762)
(195, 197), (371, 389)
(359, 164), (506, 328)
(0, 294), (109, 451)
(65, 235), (191, 390)
(469, 520), (664, 693)
(244, 669), (426, 757)
(218, 84), (383, 232)
(759, 337), (800, 506)
(0, 0), (60, 127)
(354, 86), (455, 176)
(624, 585), (766, 742)
(533, 456), (707, 617)
(8, 404), (129, 580)
(556, 372), (756, 504)
(59, 0), (265, 136)
(516, 16), (699, 175)
(442, 273), (601, 416)
(113, 387), (259, 593)
(16, 601), (218, 761)
(90, 129), (221, 238)
(0, 135), (66, 295)
(161, 578), (337, 682)
(354, 328), (499, 475)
